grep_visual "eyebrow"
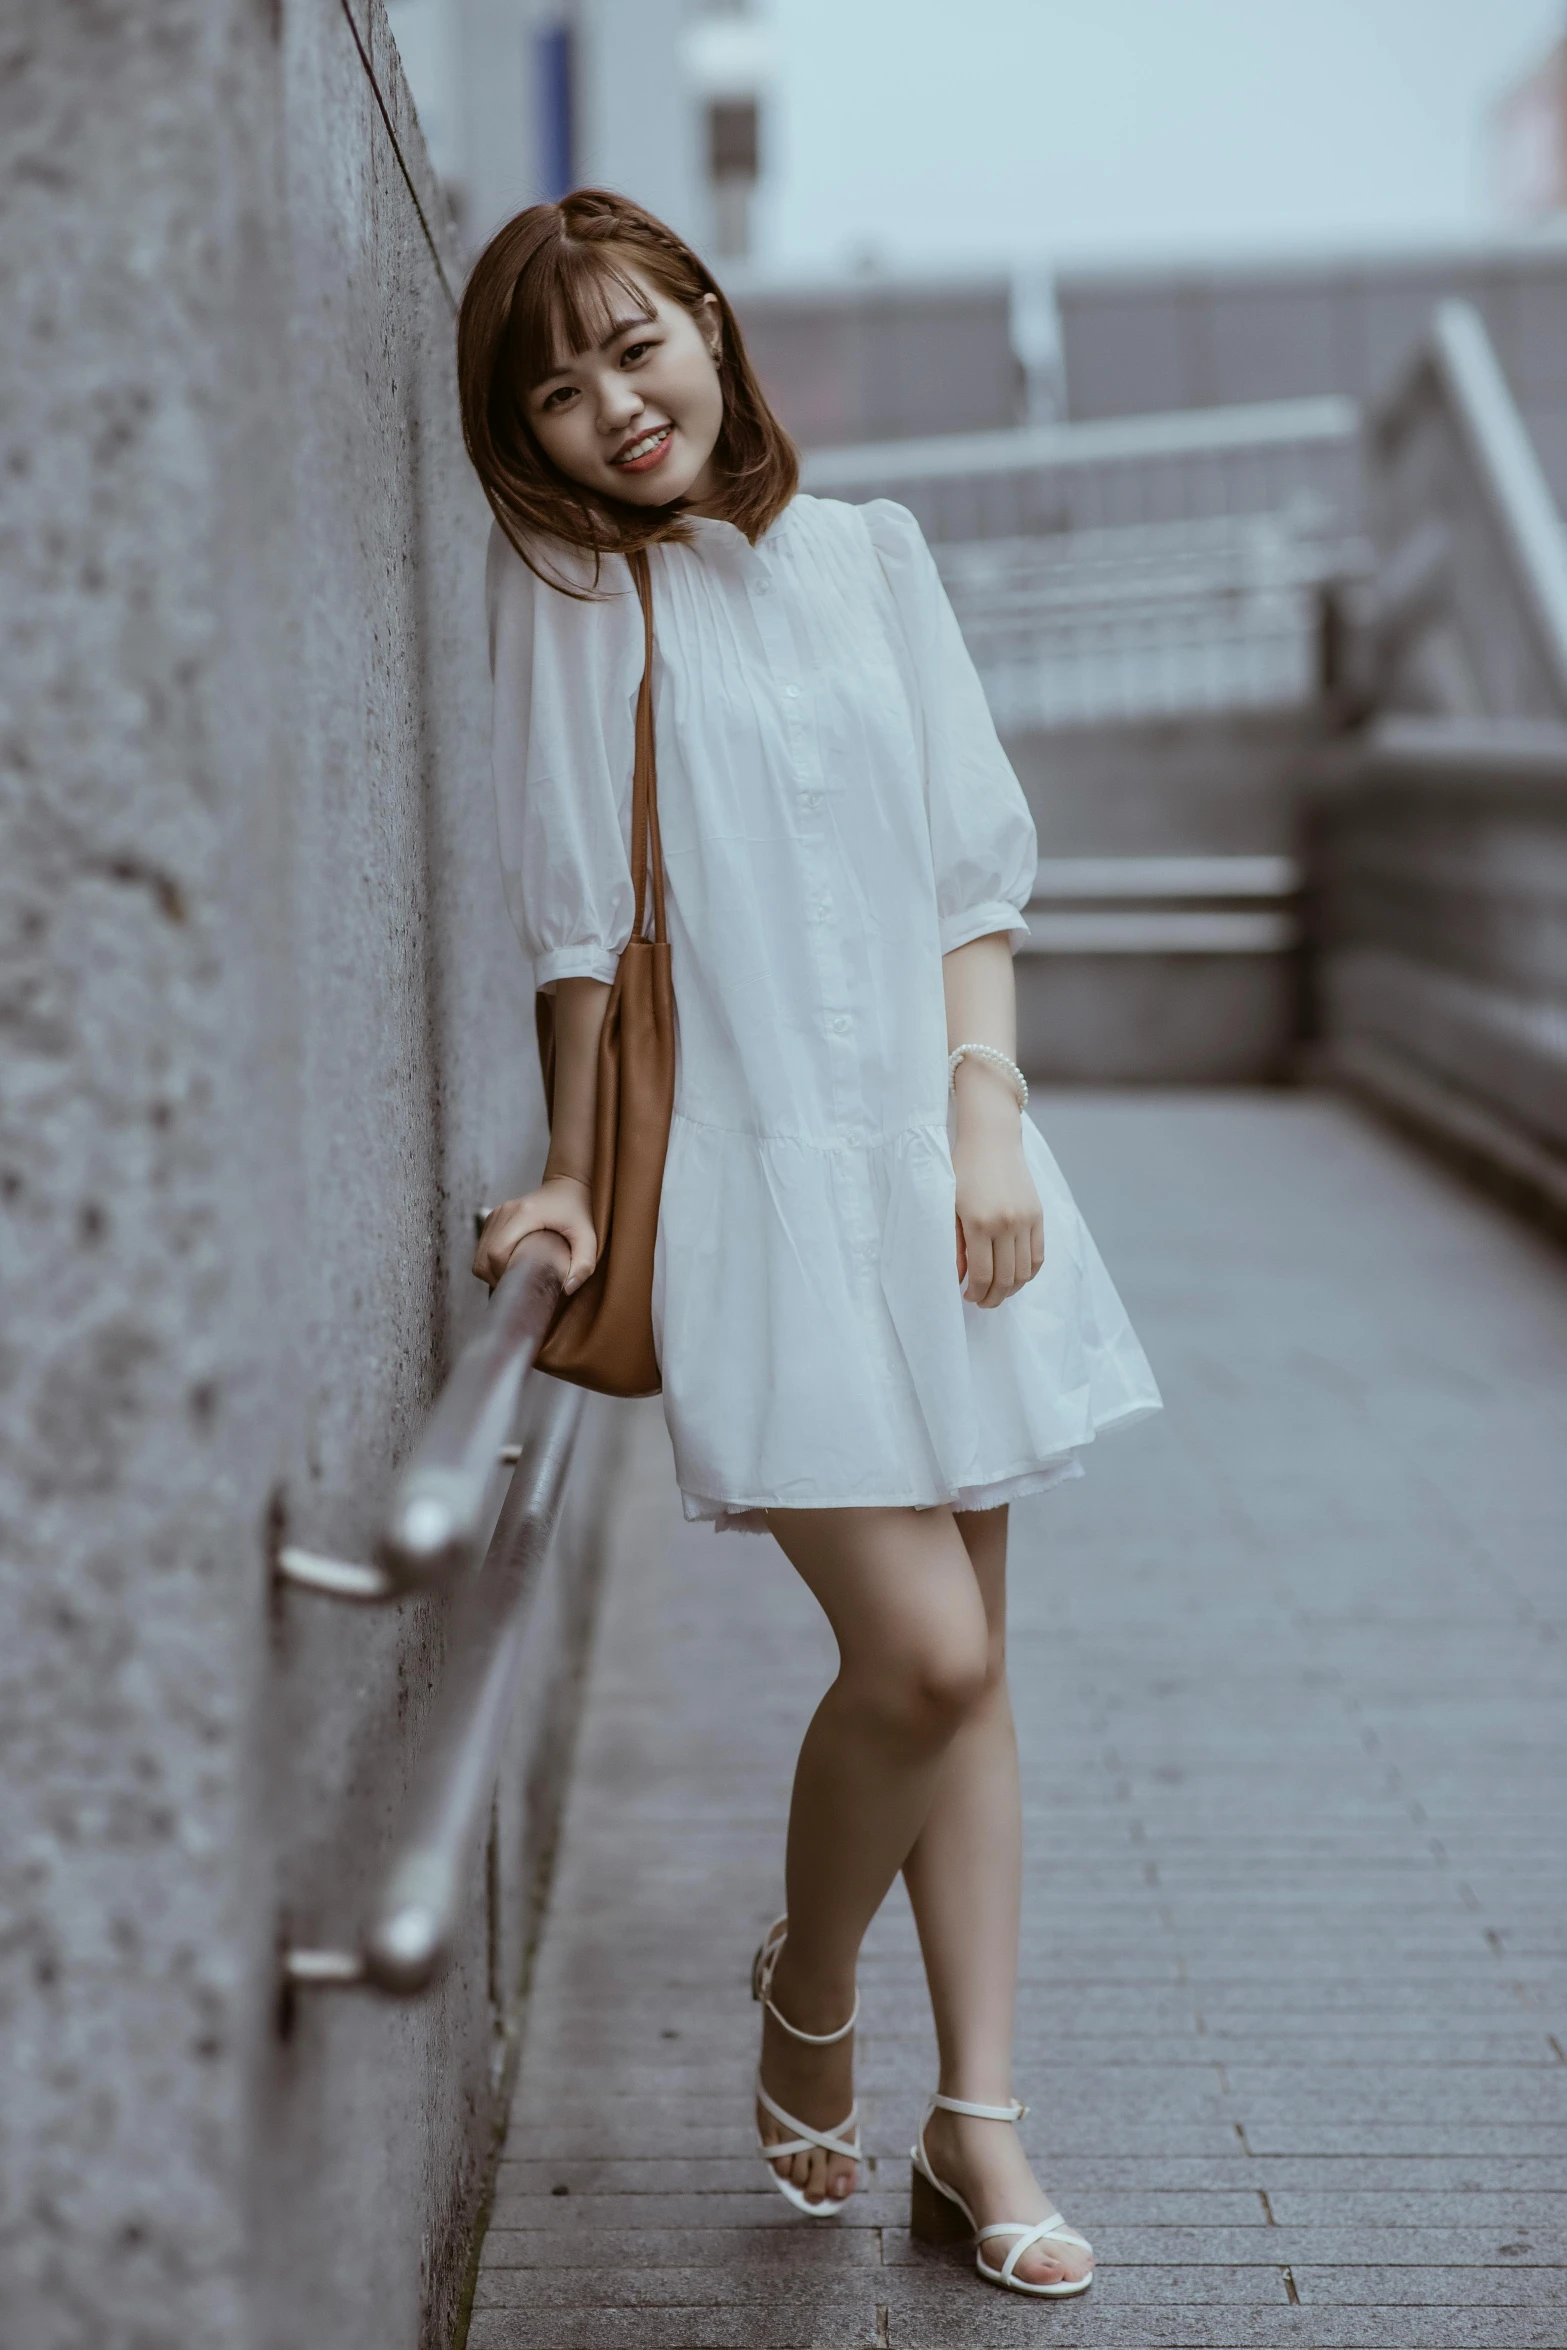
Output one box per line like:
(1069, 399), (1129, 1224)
(532, 310), (656, 390)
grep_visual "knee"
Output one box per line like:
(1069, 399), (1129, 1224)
(862, 1625), (992, 1746)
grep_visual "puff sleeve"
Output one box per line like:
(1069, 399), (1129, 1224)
(486, 524), (644, 991)
(863, 499), (1037, 955)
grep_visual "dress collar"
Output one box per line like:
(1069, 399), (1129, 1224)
(680, 497), (796, 554)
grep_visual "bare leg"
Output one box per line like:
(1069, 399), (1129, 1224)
(757, 1505), (992, 2207)
(902, 1506), (1093, 2288)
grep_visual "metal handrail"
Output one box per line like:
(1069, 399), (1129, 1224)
(273, 1222), (592, 2001)
(371, 1378), (585, 1991)
(379, 1231), (570, 1590)
(1423, 304), (1567, 701)
(800, 395), (1362, 492)
(282, 1363), (587, 1999)
(277, 1229), (570, 1600)
(1032, 855), (1299, 900)
(1379, 301), (1567, 716)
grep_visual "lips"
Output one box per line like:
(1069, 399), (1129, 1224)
(611, 424), (674, 473)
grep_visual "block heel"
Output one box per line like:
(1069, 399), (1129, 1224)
(910, 2159), (972, 2245)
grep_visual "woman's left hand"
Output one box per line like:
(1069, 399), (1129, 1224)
(951, 1071), (1045, 1308)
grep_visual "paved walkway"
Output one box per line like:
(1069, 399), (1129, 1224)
(470, 1094), (1567, 2349)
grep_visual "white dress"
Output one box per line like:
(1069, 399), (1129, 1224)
(488, 493), (1161, 1531)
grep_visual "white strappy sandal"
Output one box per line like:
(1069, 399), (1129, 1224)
(911, 2092), (1094, 2297)
(751, 1916), (861, 2217)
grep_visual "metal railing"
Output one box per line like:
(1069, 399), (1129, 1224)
(800, 395), (1365, 542)
(275, 1228), (589, 1999)
(803, 397), (1370, 730)
(1022, 855), (1301, 957)
(1364, 301), (1567, 723)
(937, 504), (1349, 729)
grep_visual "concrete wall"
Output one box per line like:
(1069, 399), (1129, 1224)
(1056, 241), (1567, 511)
(0, 7), (610, 2346)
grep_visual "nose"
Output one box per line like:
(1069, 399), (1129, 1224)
(596, 377), (643, 437)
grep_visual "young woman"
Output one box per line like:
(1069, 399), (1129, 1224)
(459, 190), (1159, 2300)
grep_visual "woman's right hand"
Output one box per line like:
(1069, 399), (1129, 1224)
(472, 1176), (598, 1295)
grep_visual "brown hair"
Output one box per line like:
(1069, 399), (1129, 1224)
(458, 188), (797, 593)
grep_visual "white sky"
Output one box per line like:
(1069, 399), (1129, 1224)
(753, 0), (1567, 274)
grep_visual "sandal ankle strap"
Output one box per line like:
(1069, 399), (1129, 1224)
(753, 1916), (859, 2045)
(928, 2092), (1027, 2122)
(764, 1988), (860, 2044)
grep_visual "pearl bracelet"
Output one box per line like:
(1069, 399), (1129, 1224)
(947, 1042), (1029, 1109)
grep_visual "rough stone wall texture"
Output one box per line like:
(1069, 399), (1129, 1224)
(0, 7), (603, 2347)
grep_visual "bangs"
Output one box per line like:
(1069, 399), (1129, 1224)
(507, 241), (656, 389)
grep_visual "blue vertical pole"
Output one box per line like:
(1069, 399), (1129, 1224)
(536, 22), (575, 201)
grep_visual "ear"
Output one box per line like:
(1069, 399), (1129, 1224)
(694, 291), (723, 364)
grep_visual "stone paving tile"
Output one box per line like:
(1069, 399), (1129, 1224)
(473, 2264), (1295, 2311)
(876, 2302), (1564, 2348)
(467, 2307), (882, 2348)
(1292, 2267), (1567, 2306)
(493, 2187), (1273, 2229)
(481, 2226), (882, 2272)
(1263, 2192), (1567, 2228)
(1233, 2126), (1567, 2159)
(473, 2272), (896, 2309)
(470, 1096), (1567, 2350)
(484, 2194), (902, 2237)
(879, 2225), (1567, 2267)
(490, 2152), (1566, 2200)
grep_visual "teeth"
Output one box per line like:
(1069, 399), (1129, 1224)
(619, 428), (668, 462)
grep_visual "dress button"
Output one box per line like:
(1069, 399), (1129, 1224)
(803, 791), (822, 810)
(832, 1015), (849, 1033)
(784, 684), (802, 699)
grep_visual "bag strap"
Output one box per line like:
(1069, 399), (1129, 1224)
(626, 549), (667, 948)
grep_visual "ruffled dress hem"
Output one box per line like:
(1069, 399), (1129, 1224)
(679, 1394), (1160, 1534)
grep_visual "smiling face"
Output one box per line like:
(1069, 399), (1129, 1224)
(525, 270), (727, 515)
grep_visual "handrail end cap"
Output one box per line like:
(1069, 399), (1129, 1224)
(365, 1903), (447, 1996)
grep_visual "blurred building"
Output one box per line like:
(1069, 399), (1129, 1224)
(684, 1), (774, 259)
(1053, 239), (1567, 511)
(383, 0), (772, 257)
(1493, 28), (1567, 222)
(800, 230), (1567, 1091)
(382, 0), (1021, 446)
(731, 273), (1024, 447)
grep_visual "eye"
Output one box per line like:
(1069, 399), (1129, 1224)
(620, 340), (655, 367)
(540, 384), (577, 412)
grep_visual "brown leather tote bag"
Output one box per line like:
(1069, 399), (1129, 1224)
(533, 550), (675, 1397)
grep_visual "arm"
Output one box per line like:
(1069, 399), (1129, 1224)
(944, 932), (1043, 1308)
(480, 530), (643, 1295)
(862, 503), (1041, 1305)
(471, 976), (611, 1292)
